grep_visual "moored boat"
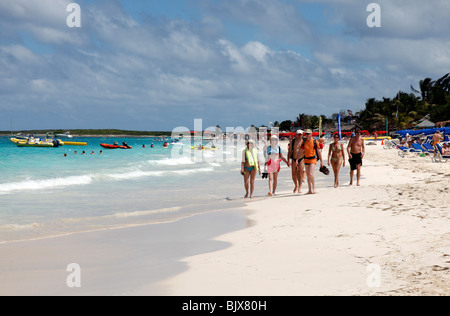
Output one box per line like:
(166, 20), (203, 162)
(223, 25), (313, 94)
(100, 143), (132, 149)
(11, 137), (64, 148)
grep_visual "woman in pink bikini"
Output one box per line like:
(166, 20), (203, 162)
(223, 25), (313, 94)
(265, 135), (290, 197)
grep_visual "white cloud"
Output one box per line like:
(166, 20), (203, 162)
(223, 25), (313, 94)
(1, 0), (449, 130)
(242, 41), (271, 63)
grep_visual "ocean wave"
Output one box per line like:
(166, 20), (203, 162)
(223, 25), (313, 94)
(0, 159), (216, 194)
(0, 175), (93, 194)
(108, 170), (165, 180)
(111, 206), (181, 218)
(147, 156), (195, 166)
(108, 167), (214, 179)
(0, 223), (41, 231)
(172, 167), (214, 175)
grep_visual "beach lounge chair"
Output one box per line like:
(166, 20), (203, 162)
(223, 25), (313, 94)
(397, 146), (419, 157)
(422, 143), (435, 153)
(383, 139), (399, 149)
(432, 144), (449, 163)
(383, 139), (394, 149)
(411, 143), (431, 156)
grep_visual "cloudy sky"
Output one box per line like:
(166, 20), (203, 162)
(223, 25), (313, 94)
(1, 0), (449, 131)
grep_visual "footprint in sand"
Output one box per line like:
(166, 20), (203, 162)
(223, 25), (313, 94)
(432, 265), (449, 272)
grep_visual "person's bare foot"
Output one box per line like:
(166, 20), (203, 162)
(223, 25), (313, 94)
(268, 192), (273, 197)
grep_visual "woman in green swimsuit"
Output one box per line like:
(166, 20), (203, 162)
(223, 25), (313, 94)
(241, 140), (261, 199)
(328, 134), (346, 188)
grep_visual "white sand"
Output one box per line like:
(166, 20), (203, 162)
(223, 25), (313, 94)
(160, 142), (450, 296)
(1, 142), (448, 296)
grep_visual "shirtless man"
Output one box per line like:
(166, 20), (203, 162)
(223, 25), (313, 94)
(432, 131), (443, 146)
(432, 131), (444, 157)
(288, 130), (305, 193)
(347, 129), (365, 186)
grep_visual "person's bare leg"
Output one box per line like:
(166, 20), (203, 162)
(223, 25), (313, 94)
(297, 161), (305, 193)
(244, 172), (250, 198)
(306, 164), (316, 194)
(332, 161), (339, 188)
(268, 173), (274, 196)
(250, 170), (256, 198)
(356, 165), (362, 186)
(291, 160), (298, 193)
(273, 172), (278, 195)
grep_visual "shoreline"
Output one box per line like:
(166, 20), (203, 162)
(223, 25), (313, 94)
(0, 143), (448, 296)
(160, 144), (450, 296)
(0, 207), (249, 296)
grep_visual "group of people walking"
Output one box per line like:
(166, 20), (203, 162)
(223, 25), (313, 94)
(241, 129), (365, 199)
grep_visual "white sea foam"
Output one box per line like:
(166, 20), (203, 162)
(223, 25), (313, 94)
(0, 223), (41, 230)
(112, 207), (181, 218)
(108, 167), (214, 179)
(0, 175), (93, 194)
(147, 156), (195, 166)
(172, 167), (214, 175)
(108, 170), (165, 180)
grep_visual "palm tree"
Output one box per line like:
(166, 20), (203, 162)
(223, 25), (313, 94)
(411, 78), (434, 103)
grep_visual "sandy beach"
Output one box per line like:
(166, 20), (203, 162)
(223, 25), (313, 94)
(0, 141), (448, 296)
(161, 141), (450, 296)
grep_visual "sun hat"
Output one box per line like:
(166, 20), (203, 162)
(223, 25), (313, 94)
(305, 129), (313, 134)
(296, 130), (304, 135)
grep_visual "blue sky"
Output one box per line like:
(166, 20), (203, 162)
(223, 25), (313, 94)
(1, 0), (450, 131)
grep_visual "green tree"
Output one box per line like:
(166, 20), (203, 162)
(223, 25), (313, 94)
(279, 120), (292, 131)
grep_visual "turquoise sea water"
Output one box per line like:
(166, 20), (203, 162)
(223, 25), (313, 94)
(0, 136), (246, 242)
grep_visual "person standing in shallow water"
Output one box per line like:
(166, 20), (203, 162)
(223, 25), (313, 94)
(347, 129), (365, 186)
(241, 139), (261, 199)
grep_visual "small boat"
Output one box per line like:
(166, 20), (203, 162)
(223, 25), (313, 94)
(58, 131), (74, 139)
(100, 143), (133, 149)
(11, 137), (64, 148)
